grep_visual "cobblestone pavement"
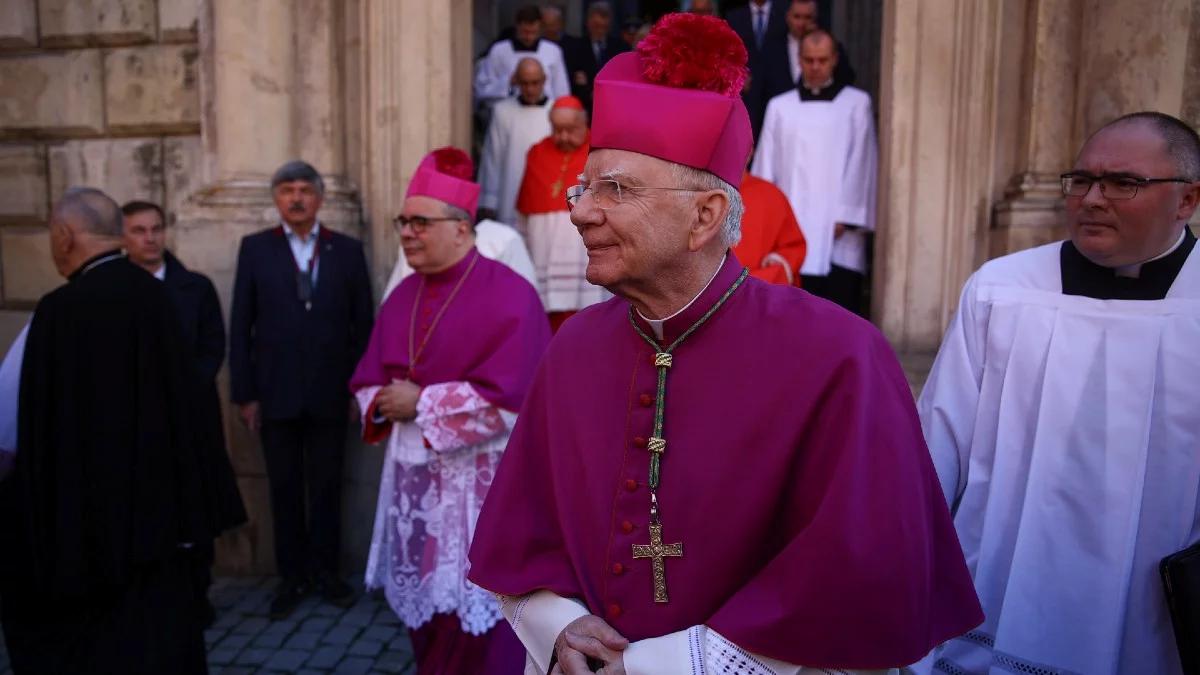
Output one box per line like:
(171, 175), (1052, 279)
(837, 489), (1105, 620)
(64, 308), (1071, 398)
(0, 576), (415, 674)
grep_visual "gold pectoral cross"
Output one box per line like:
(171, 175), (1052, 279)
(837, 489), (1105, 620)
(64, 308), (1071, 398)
(632, 522), (683, 603)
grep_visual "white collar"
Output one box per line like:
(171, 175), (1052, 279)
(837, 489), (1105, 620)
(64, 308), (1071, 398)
(1114, 230), (1187, 278)
(636, 254), (727, 341)
(151, 263), (166, 281)
(281, 221), (320, 242)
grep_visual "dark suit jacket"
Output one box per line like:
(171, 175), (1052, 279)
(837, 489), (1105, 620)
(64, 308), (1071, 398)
(162, 250), (246, 532)
(229, 224), (374, 421)
(727, 1), (790, 140)
(563, 34), (630, 110)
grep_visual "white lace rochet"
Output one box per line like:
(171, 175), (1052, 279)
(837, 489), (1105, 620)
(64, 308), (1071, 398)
(356, 381), (516, 635)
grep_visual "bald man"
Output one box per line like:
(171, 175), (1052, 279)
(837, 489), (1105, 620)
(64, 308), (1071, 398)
(0, 188), (211, 672)
(479, 57), (554, 226)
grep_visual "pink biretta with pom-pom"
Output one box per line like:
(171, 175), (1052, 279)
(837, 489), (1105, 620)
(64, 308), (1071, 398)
(591, 13), (752, 187)
(405, 146), (481, 216)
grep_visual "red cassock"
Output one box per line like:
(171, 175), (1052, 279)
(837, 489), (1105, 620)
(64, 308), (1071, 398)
(732, 173), (807, 286)
(468, 255), (983, 669)
(516, 136), (590, 216)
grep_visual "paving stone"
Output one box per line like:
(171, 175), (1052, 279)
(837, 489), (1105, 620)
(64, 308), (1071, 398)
(234, 647), (273, 666)
(261, 619), (298, 637)
(263, 649), (311, 672)
(301, 616), (336, 633)
(284, 632), (323, 650)
(388, 636), (412, 652)
(207, 647), (238, 666)
(340, 611), (374, 628)
(333, 656), (375, 675)
(204, 627), (227, 645)
(374, 611), (401, 626)
(252, 631), (288, 649)
(297, 670), (327, 675)
(213, 611), (241, 629)
(312, 603), (344, 617)
(361, 625), (397, 643)
(232, 616), (270, 635)
(347, 638), (384, 658)
(218, 668), (256, 675)
(323, 624), (361, 646)
(373, 649), (412, 672)
(306, 645), (347, 669)
(216, 633), (252, 651)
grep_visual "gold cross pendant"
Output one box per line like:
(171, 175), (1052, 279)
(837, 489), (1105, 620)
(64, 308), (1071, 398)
(632, 522), (683, 603)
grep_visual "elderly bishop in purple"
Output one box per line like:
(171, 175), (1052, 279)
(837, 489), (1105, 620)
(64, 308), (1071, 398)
(349, 147), (550, 675)
(468, 14), (983, 674)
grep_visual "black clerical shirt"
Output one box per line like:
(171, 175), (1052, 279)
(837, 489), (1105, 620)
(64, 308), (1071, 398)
(1061, 228), (1196, 301)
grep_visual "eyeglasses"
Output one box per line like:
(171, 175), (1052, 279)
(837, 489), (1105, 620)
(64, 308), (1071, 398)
(1060, 172), (1193, 201)
(566, 179), (699, 210)
(392, 215), (462, 234)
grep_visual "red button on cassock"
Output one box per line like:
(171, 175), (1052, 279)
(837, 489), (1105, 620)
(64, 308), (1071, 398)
(606, 603), (622, 619)
(639, 394), (653, 407)
(633, 436), (647, 448)
(620, 520), (635, 534)
(624, 479), (637, 492)
(611, 563), (624, 576)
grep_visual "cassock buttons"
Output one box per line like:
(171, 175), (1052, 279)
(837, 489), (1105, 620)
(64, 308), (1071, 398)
(606, 603), (622, 619)
(623, 479), (637, 492)
(633, 436), (647, 448)
(639, 393), (653, 407)
(611, 563), (624, 576)
(620, 520), (635, 534)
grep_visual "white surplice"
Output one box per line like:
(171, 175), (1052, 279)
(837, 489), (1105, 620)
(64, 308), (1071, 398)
(916, 241), (1200, 675)
(473, 39), (570, 103)
(356, 382), (517, 634)
(382, 220), (537, 302)
(478, 98), (552, 226)
(751, 86), (877, 276)
(519, 210), (609, 312)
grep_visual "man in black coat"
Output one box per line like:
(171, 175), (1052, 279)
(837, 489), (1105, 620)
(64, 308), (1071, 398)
(0, 188), (209, 672)
(229, 161), (374, 619)
(122, 199), (247, 627)
(726, 0), (790, 140)
(563, 1), (629, 111)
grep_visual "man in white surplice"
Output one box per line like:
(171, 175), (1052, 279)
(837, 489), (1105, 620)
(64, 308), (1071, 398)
(751, 29), (876, 315)
(478, 58), (553, 227)
(474, 5), (570, 107)
(916, 112), (1200, 675)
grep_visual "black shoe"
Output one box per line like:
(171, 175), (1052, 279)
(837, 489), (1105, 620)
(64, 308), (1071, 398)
(269, 578), (308, 620)
(315, 574), (356, 608)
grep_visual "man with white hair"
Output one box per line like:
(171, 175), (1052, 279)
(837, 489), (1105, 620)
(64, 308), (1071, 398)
(468, 14), (981, 674)
(0, 187), (211, 671)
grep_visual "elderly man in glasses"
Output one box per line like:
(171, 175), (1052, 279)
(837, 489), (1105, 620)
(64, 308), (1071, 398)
(468, 14), (982, 674)
(229, 160), (374, 619)
(916, 111), (1200, 675)
(350, 147), (549, 675)
(517, 95), (608, 331)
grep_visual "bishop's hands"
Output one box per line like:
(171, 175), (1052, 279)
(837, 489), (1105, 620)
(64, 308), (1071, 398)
(375, 379), (422, 422)
(552, 615), (629, 674)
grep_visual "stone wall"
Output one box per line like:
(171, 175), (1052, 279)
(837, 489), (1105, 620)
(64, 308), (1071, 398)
(0, 0), (201, 308)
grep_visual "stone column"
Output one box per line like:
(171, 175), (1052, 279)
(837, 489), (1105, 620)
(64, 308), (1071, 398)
(873, 0), (1016, 354)
(347, 0), (473, 296)
(990, 0), (1081, 257)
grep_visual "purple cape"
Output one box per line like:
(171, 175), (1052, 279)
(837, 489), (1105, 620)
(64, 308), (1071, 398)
(349, 249), (549, 411)
(468, 256), (982, 668)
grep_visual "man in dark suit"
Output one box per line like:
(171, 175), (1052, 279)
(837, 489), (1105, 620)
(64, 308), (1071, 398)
(229, 161), (374, 619)
(122, 200), (247, 628)
(563, 1), (629, 111)
(726, 0), (789, 140)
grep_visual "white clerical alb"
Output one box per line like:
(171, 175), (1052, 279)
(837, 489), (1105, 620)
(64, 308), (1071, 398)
(916, 240), (1200, 675)
(473, 39), (570, 103)
(751, 86), (877, 277)
(478, 98), (553, 226)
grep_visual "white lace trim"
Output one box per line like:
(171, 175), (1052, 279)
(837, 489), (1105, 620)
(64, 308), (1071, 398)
(362, 382), (516, 634)
(706, 631), (780, 674)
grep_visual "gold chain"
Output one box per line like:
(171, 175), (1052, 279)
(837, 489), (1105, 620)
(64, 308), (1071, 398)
(407, 250), (480, 374)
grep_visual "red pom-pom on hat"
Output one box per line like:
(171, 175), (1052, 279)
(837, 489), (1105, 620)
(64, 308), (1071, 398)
(430, 146), (474, 181)
(636, 13), (748, 97)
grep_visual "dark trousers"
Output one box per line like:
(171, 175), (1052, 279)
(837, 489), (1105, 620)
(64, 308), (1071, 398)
(260, 415), (348, 580)
(802, 264), (866, 316)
